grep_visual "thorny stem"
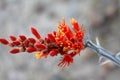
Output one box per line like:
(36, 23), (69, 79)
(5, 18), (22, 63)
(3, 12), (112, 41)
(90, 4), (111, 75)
(86, 40), (120, 67)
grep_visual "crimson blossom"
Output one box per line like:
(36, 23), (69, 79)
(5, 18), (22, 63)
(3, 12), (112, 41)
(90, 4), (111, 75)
(0, 18), (85, 68)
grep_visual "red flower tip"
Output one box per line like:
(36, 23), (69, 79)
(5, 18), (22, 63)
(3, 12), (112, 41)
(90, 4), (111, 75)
(26, 47), (36, 53)
(9, 48), (20, 54)
(19, 35), (26, 41)
(31, 27), (41, 39)
(0, 38), (9, 45)
(70, 18), (80, 32)
(9, 35), (16, 41)
(49, 50), (57, 56)
(28, 38), (36, 44)
(34, 43), (46, 50)
(58, 54), (73, 68)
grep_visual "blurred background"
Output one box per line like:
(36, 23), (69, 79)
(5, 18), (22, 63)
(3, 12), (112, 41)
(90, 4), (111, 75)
(0, 0), (120, 80)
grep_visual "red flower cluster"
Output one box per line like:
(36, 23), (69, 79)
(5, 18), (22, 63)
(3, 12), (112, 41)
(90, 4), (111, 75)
(0, 18), (85, 68)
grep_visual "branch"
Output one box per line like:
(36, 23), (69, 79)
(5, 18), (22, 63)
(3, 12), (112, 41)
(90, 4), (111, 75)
(86, 40), (120, 67)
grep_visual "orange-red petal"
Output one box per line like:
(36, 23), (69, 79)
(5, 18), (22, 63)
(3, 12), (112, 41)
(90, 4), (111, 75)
(35, 52), (44, 59)
(58, 54), (73, 68)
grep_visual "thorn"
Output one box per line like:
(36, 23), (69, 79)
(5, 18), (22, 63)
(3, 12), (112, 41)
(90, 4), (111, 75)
(100, 60), (111, 66)
(98, 56), (104, 64)
(95, 37), (100, 46)
(115, 51), (120, 61)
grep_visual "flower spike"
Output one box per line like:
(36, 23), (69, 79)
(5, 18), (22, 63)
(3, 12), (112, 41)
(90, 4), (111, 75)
(0, 18), (85, 68)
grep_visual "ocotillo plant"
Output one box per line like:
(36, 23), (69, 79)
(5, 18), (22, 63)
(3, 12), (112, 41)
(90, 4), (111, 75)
(0, 18), (120, 68)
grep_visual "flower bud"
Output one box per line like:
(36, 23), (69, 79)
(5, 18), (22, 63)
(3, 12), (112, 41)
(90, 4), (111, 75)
(26, 47), (36, 53)
(12, 41), (21, 46)
(23, 40), (29, 47)
(0, 38), (9, 45)
(19, 35), (26, 41)
(47, 33), (56, 42)
(49, 50), (57, 56)
(28, 38), (36, 44)
(34, 43), (46, 50)
(45, 37), (50, 43)
(31, 27), (41, 39)
(9, 48), (20, 54)
(9, 35), (16, 41)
